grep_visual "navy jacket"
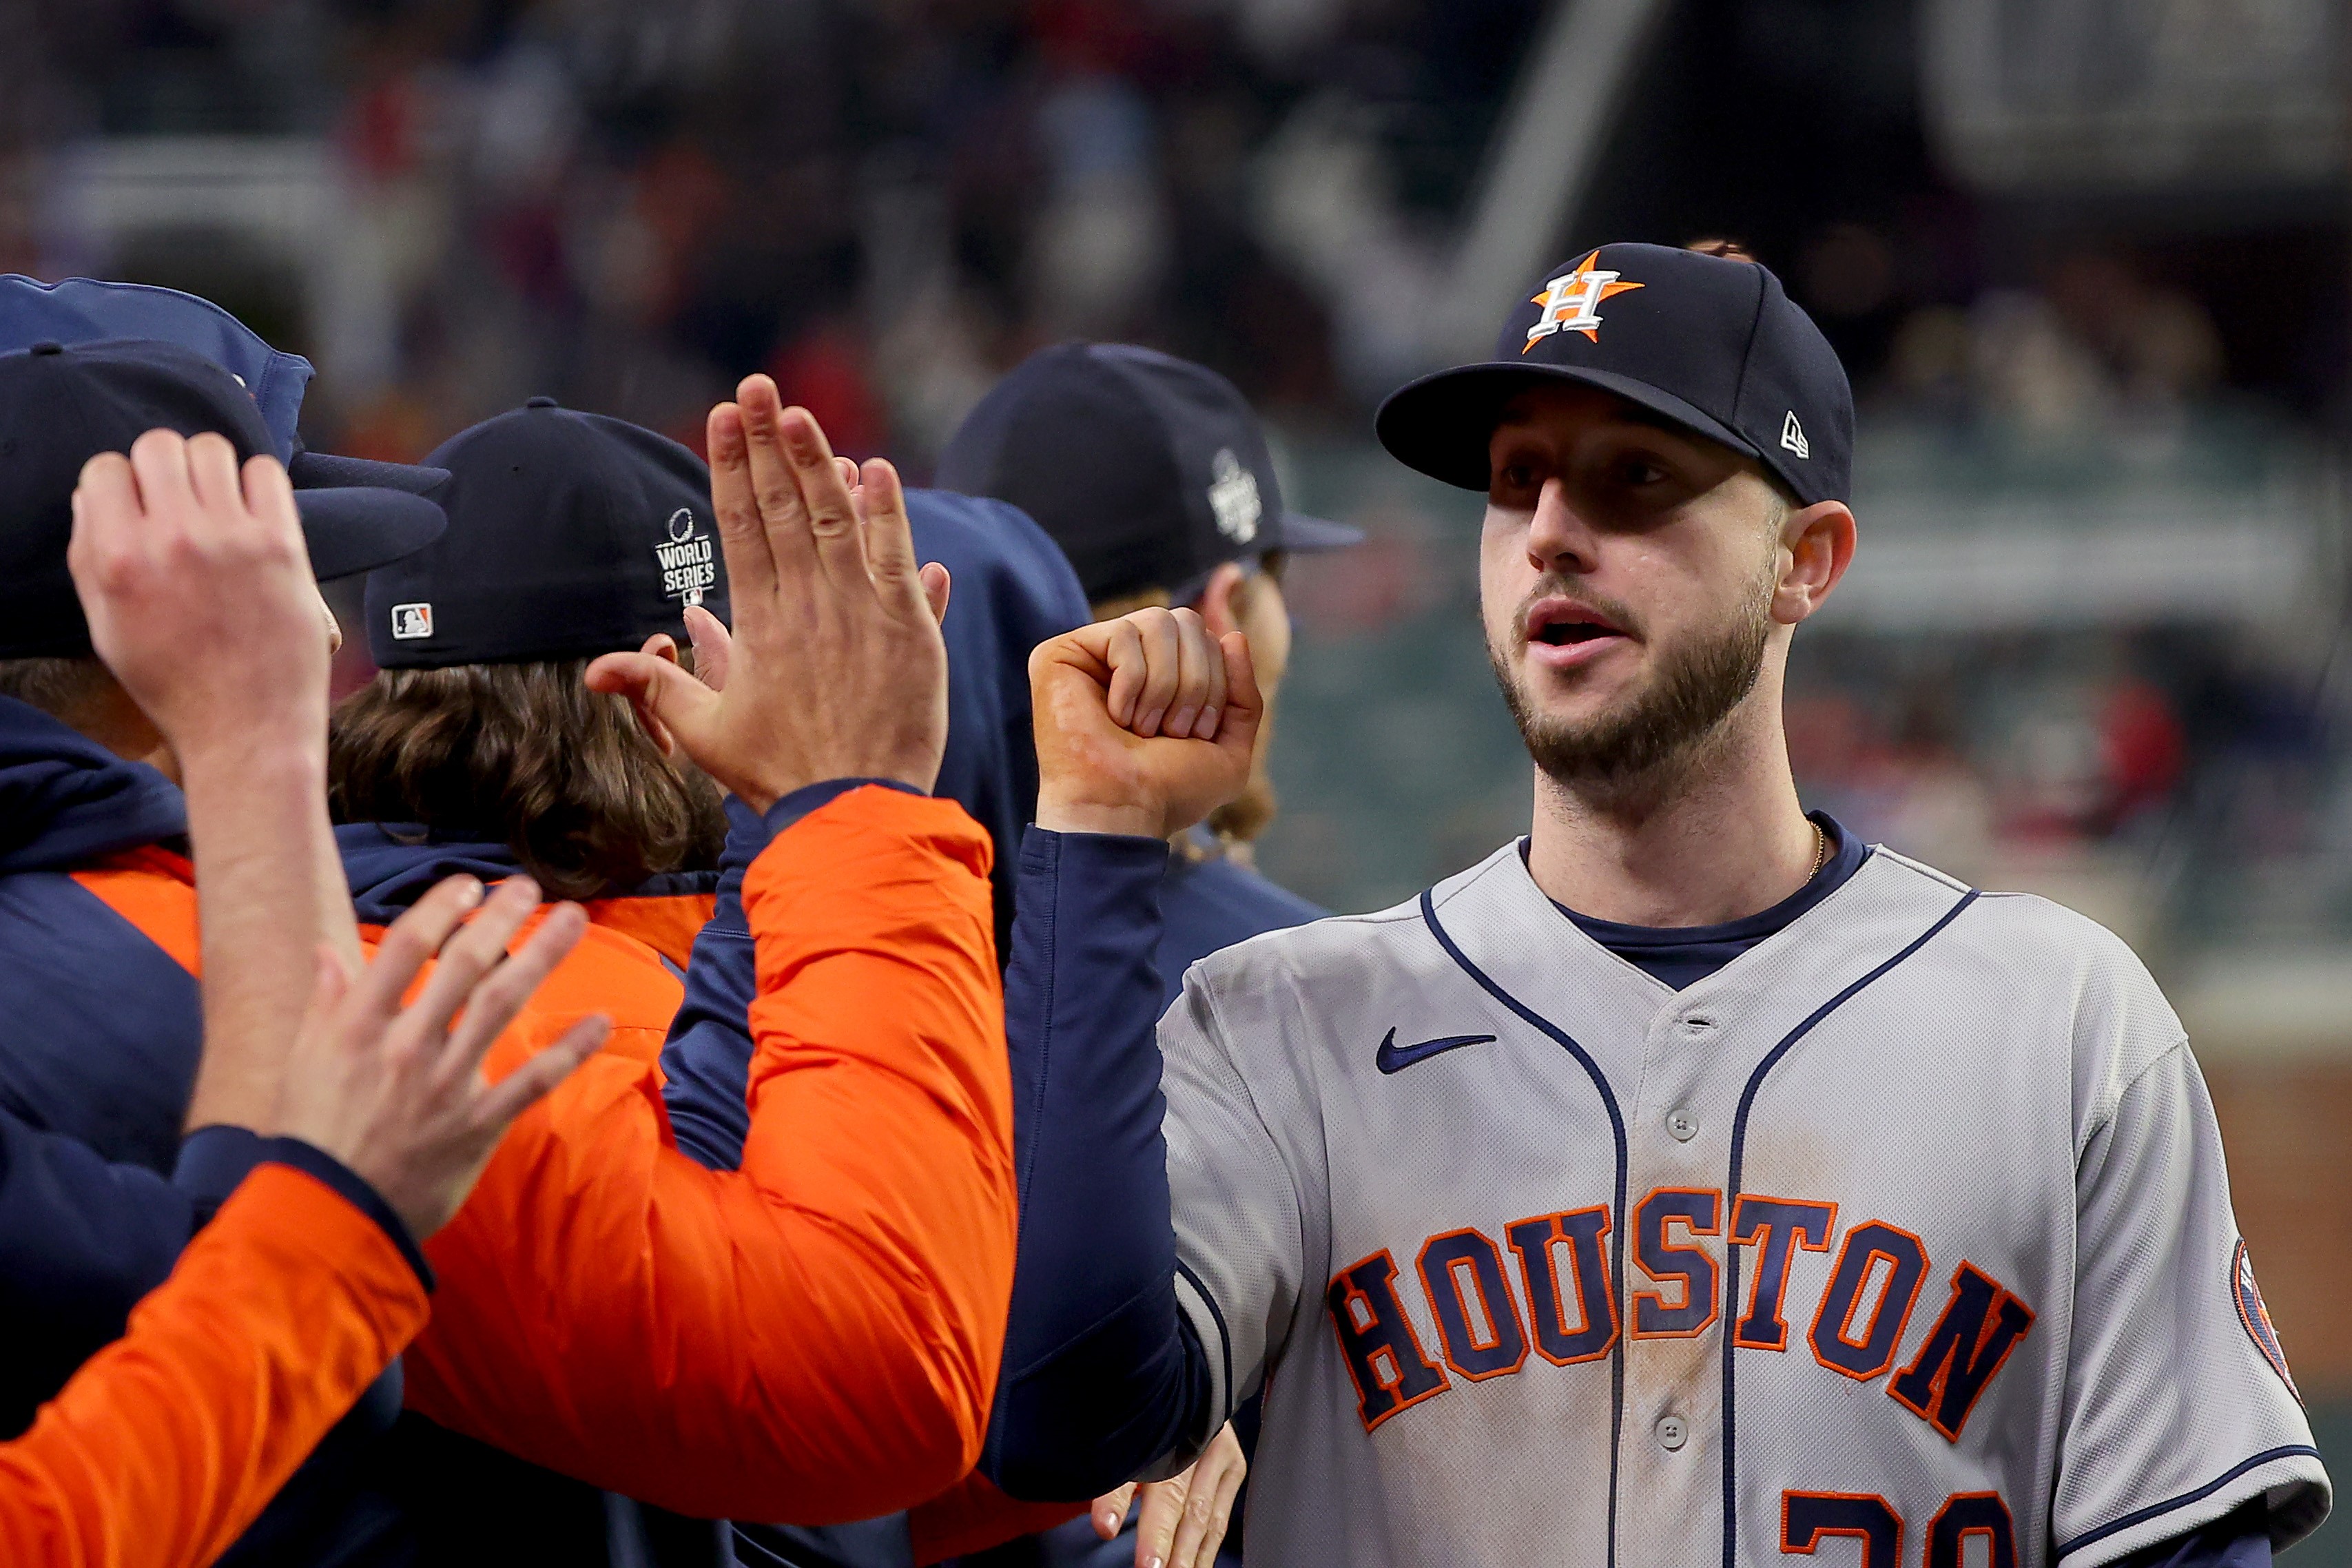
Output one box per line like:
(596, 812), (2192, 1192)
(0, 695), (415, 1567)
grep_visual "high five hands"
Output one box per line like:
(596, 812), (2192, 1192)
(588, 378), (951, 812)
(1031, 605), (1263, 839)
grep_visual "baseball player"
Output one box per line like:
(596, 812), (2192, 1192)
(980, 243), (2331, 1566)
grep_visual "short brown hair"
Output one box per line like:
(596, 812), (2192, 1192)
(329, 660), (725, 901)
(0, 657), (114, 721)
(1686, 237), (1761, 264)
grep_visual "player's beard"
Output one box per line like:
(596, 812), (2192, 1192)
(1487, 560), (1775, 793)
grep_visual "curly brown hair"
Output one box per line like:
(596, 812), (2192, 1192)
(328, 659), (726, 901)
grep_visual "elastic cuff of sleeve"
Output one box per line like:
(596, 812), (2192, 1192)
(763, 778), (924, 837)
(258, 1137), (435, 1292)
(717, 795), (772, 887)
(174, 1124), (270, 1225)
(1018, 824), (1175, 869)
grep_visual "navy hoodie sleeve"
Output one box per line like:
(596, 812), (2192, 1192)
(981, 827), (1217, 1502)
(0, 1105), (197, 1433)
(661, 781), (922, 1170)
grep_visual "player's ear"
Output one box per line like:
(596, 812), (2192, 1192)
(1772, 500), (1855, 628)
(619, 633), (683, 754)
(1197, 562), (1248, 639)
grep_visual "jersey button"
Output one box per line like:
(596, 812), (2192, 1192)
(1665, 1107), (1699, 1142)
(1656, 1414), (1688, 1452)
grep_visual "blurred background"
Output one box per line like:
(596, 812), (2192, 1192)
(3, 0), (2346, 1553)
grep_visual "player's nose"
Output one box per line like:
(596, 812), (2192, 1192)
(1525, 476), (1600, 575)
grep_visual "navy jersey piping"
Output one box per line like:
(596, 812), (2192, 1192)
(2054, 1445), (2321, 1560)
(1421, 887), (1627, 1568)
(1718, 886), (1980, 1568)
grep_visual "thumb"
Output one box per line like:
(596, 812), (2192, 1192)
(585, 651), (721, 742)
(920, 561), (951, 626)
(683, 604), (732, 692)
(1213, 631), (1263, 756)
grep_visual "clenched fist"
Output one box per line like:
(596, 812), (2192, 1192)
(1031, 606), (1262, 840)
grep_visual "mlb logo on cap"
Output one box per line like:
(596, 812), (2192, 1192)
(390, 603), (434, 641)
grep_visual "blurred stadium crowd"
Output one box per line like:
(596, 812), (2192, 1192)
(0, 0), (1536, 455)
(8, 0), (2343, 953)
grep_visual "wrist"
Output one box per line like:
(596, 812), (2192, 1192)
(1035, 791), (1166, 838)
(176, 728), (327, 791)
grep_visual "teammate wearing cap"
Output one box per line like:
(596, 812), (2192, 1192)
(0, 349), (1021, 1560)
(327, 396), (1075, 1565)
(936, 342), (1359, 1010)
(978, 243), (2329, 1567)
(0, 338), (451, 1568)
(10, 418), (597, 1568)
(920, 343), (1365, 1568)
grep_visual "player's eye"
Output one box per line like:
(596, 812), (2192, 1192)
(1618, 457), (1670, 486)
(1494, 462), (1541, 493)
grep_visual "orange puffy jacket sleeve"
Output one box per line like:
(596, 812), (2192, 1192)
(400, 786), (1015, 1523)
(0, 1164), (425, 1568)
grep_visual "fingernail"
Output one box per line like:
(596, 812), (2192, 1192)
(1168, 707), (1197, 737)
(456, 877), (484, 908)
(1095, 1509), (1117, 1532)
(1139, 708), (1165, 735)
(1199, 708), (1221, 738)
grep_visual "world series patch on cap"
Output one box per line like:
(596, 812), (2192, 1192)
(1375, 243), (1854, 507)
(365, 398), (727, 669)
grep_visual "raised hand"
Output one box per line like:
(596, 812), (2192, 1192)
(586, 380), (951, 812)
(68, 429), (330, 770)
(1032, 606), (1262, 839)
(276, 875), (608, 1239)
(69, 428), (362, 1130)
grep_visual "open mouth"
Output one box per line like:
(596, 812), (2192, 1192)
(1525, 599), (1630, 648)
(1535, 620), (1613, 647)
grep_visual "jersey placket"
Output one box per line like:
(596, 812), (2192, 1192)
(1614, 998), (1739, 1568)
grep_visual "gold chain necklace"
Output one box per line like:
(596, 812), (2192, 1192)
(1809, 820), (1830, 876)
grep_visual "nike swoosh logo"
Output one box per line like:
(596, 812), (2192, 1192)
(1375, 1028), (1499, 1075)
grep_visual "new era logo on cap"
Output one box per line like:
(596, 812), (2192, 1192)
(1781, 411), (1809, 460)
(390, 603), (433, 640)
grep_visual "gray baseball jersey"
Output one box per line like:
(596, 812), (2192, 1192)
(1158, 840), (2328, 1567)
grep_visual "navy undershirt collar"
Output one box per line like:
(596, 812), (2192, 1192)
(1531, 812), (1868, 991)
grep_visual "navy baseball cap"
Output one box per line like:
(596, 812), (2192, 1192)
(366, 398), (729, 669)
(936, 342), (1361, 604)
(0, 339), (448, 658)
(0, 274), (452, 510)
(1376, 243), (1853, 506)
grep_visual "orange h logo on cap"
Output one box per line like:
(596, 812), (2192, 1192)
(1524, 251), (1645, 352)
